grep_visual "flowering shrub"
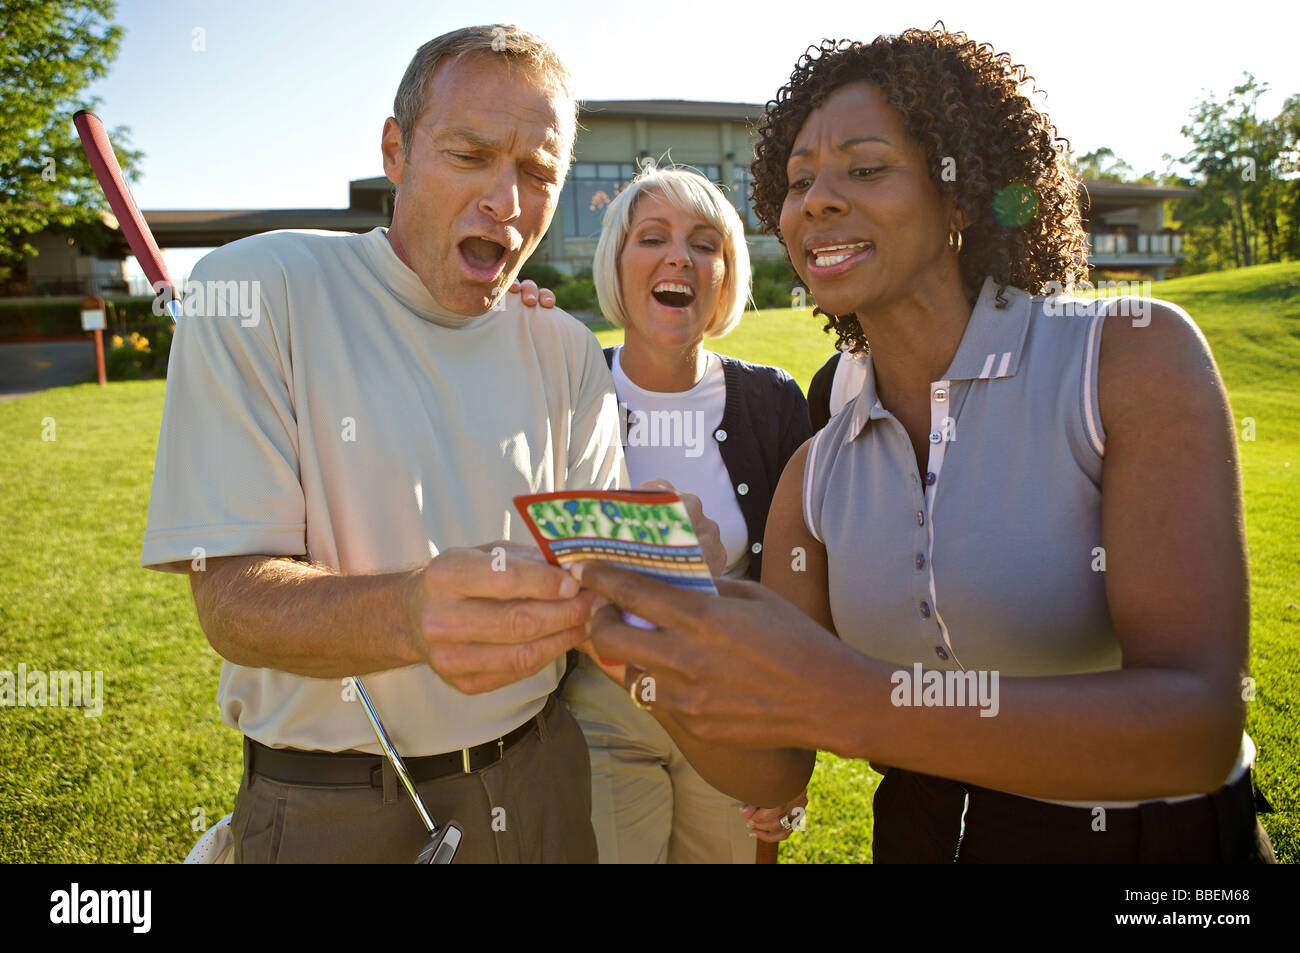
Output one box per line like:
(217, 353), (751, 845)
(105, 331), (151, 380)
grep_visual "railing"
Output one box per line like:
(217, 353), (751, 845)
(1086, 233), (1183, 257)
(29, 276), (131, 296)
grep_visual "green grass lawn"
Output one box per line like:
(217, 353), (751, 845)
(1, 263), (1295, 863)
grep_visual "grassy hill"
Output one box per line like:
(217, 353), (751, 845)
(0, 262), (1295, 863)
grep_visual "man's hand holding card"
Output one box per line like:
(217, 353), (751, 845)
(512, 480), (722, 687)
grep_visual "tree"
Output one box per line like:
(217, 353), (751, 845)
(0, 0), (142, 280)
(1072, 147), (1136, 182)
(1174, 74), (1299, 272)
(1270, 93), (1300, 260)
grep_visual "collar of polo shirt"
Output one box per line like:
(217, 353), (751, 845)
(846, 276), (1034, 443)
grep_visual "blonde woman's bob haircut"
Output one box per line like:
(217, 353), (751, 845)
(593, 166), (751, 339)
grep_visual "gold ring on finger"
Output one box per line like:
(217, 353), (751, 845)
(628, 673), (651, 711)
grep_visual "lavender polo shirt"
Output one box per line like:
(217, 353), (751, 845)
(803, 276), (1252, 805)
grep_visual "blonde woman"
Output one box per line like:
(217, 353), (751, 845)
(560, 167), (812, 863)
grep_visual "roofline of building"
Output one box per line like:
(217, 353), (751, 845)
(142, 172), (1194, 225)
(144, 209), (364, 219)
(347, 177), (1191, 202)
(1081, 180), (1195, 199)
(579, 99), (766, 122)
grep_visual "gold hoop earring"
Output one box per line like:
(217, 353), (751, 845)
(948, 228), (963, 254)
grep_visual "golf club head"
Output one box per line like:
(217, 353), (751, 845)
(415, 820), (465, 864)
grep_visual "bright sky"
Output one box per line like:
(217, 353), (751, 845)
(88, 0), (1299, 281)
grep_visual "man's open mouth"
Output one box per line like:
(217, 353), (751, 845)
(651, 281), (695, 309)
(458, 236), (508, 279)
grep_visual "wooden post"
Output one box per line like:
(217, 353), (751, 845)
(80, 294), (106, 386)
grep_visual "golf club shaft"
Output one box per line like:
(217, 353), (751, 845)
(351, 676), (438, 834)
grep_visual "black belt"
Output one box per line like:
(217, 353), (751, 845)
(247, 714), (540, 788)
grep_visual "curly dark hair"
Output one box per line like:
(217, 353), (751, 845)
(751, 24), (1089, 354)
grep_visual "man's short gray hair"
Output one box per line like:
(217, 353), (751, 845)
(393, 24), (577, 159)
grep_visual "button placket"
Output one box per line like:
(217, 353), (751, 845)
(925, 381), (952, 505)
(921, 379), (963, 671)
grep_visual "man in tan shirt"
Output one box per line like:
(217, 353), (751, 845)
(142, 25), (625, 862)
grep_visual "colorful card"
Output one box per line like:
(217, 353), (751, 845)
(512, 489), (717, 628)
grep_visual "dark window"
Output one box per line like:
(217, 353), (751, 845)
(561, 162), (639, 238)
(732, 167), (761, 232)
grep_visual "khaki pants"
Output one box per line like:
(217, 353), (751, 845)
(230, 694), (597, 863)
(561, 656), (756, 864)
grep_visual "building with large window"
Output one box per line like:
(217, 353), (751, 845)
(1080, 180), (1189, 279)
(334, 100), (779, 277)
(533, 100), (780, 274)
(13, 100), (1193, 296)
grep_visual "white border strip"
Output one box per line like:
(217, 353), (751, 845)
(803, 430), (823, 544)
(1083, 313), (1106, 457)
(995, 350), (1012, 378)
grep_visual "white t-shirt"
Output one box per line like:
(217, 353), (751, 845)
(142, 227), (626, 755)
(611, 346), (749, 579)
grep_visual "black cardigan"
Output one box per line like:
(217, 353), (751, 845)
(604, 347), (812, 581)
(807, 351), (841, 433)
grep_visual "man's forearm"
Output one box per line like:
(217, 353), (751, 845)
(190, 556), (423, 678)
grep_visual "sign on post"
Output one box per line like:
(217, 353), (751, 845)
(81, 294), (106, 386)
(80, 296), (105, 331)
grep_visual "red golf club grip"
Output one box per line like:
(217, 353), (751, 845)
(73, 110), (173, 295)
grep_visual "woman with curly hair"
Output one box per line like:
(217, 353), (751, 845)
(572, 24), (1275, 862)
